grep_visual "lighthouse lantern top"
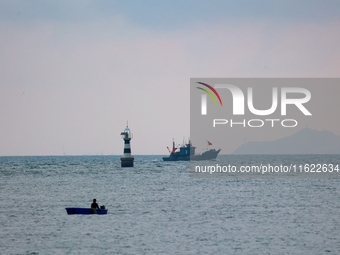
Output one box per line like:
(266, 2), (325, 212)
(124, 126), (130, 133)
(121, 125), (133, 139)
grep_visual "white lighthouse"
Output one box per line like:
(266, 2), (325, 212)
(120, 124), (134, 167)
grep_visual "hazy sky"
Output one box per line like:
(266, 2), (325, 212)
(1, 0), (340, 155)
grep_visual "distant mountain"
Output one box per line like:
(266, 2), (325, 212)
(233, 128), (340, 154)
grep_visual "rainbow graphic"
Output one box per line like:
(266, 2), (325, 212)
(196, 82), (223, 106)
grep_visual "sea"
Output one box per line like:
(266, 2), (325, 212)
(0, 155), (339, 255)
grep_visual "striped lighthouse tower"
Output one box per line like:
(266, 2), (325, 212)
(120, 124), (134, 167)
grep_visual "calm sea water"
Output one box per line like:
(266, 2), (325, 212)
(0, 155), (339, 255)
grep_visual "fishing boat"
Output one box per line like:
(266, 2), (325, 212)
(162, 140), (221, 161)
(65, 207), (108, 215)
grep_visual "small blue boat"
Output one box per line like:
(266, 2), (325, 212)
(65, 208), (108, 215)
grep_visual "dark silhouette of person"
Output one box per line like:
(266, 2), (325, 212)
(91, 199), (99, 209)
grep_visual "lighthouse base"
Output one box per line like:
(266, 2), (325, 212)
(120, 157), (134, 167)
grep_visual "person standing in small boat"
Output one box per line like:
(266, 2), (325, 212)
(91, 199), (99, 209)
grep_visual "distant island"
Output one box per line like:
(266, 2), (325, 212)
(233, 128), (340, 154)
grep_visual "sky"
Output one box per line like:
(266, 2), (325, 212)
(0, 0), (340, 156)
